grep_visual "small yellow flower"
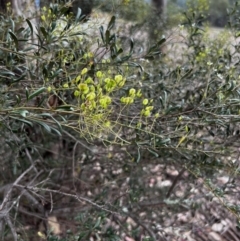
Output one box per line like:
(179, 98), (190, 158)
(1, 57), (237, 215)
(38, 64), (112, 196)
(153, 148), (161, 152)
(47, 86), (52, 92)
(81, 68), (88, 75)
(90, 85), (95, 92)
(121, 97), (134, 104)
(104, 78), (111, 84)
(141, 109), (151, 117)
(41, 15), (46, 21)
(63, 83), (69, 88)
(80, 103), (86, 110)
(136, 89), (142, 97)
(104, 79), (116, 92)
(96, 71), (103, 78)
(142, 99), (149, 105)
(104, 121), (111, 128)
(86, 92), (96, 101)
(178, 116), (183, 121)
(99, 96), (111, 108)
(74, 90), (80, 97)
(88, 100), (96, 110)
(129, 88), (136, 96)
(38, 231), (46, 239)
(114, 74), (123, 83)
(78, 83), (89, 94)
(75, 75), (81, 83)
(85, 77), (94, 84)
(137, 122), (142, 128)
(145, 106), (153, 111)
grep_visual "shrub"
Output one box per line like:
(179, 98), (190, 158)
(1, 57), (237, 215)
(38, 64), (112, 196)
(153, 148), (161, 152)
(2, 1), (240, 241)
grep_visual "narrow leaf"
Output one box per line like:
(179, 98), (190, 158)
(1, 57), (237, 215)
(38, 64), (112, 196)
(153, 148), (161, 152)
(136, 146), (141, 163)
(9, 31), (18, 49)
(99, 26), (105, 44)
(25, 87), (29, 100)
(107, 16), (116, 31)
(26, 19), (33, 35)
(75, 7), (82, 22)
(28, 87), (46, 101)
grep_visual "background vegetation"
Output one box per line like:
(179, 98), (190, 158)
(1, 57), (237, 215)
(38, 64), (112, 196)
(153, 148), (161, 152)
(1, 0), (240, 240)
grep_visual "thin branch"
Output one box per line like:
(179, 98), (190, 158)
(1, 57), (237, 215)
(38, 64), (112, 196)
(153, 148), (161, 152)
(127, 213), (157, 241)
(72, 141), (78, 190)
(0, 164), (34, 211)
(14, 185), (121, 216)
(63, 130), (95, 153)
(166, 167), (185, 198)
(25, 148), (38, 173)
(5, 215), (17, 241)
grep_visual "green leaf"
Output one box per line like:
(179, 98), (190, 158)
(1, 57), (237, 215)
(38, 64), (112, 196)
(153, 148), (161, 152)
(0, 71), (15, 77)
(56, 105), (74, 111)
(15, 95), (21, 105)
(33, 119), (62, 136)
(25, 87), (29, 100)
(38, 113), (62, 132)
(99, 26), (105, 44)
(8, 31), (18, 49)
(147, 148), (159, 157)
(129, 38), (134, 55)
(157, 36), (166, 46)
(34, 120), (52, 133)
(136, 146), (141, 163)
(107, 16), (116, 31)
(63, 22), (71, 31)
(40, 27), (48, 39)
(12, 73), (26, 83)
(75, 7), (82, 22)
(93, 218), (101, 229)
(27, 87), (46, 101)
(49, 126), (62, 136)
(26, 18), (34, 36)
(19, 110), (29, 118)
(10, 116), (33, 126)
(51, 21), (57, 32)
(105, 30), (110, 45)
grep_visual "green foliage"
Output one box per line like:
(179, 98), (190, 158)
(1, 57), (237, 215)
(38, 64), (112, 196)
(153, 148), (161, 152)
(2, 1), (240, 241)
(40, 0), (94, 17)
(95, 0), (151, 22)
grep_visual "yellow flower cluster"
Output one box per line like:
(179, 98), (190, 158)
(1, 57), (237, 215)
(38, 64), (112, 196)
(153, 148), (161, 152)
(62, 68), (129, 126)
(141, 99), (154, 117)
(41, 7), (55, 22)
(120, 88), (142, 105)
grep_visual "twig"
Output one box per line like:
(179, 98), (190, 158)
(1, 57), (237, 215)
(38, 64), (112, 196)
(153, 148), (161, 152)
(72, 141), (78, 190)
(14, 185), (121, 216)
(0, 164), (35, 240)
(166, 167), (185, 198)
(127, 213), (157, 241)
(63, 130), (95, 153)
(25, 148), (38, 173)
(5, 215), (17, 241)
(0, 164), (34, 211)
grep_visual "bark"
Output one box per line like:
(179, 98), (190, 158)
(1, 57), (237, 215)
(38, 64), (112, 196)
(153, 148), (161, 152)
(0, 0), (38, 47)
(152, 0), (167, 18)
